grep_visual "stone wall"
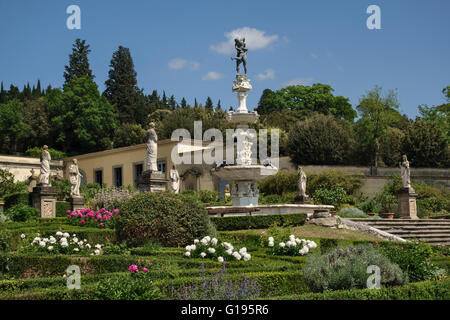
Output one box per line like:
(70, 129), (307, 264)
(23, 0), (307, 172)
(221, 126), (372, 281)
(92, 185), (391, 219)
(0, 155), (64, 182)
(278, 157), (450, 197)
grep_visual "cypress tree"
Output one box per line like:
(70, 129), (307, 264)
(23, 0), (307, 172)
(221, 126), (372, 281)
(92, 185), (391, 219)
(180, 97), (187, 108)
(0, 82), (6, 104)
(205, 96), (214, 111)
(64, 38), (95, 85)
(103, 45), (147, 124)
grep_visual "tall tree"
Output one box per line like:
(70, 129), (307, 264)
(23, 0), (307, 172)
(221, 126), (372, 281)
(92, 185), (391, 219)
(47, 77), (118, 153)
(216, 99), (222, 111)
(180, 97), (187, 108)
(103, 45), (147, 125)
(64, 39), (95, 85)
(0, 99), (29, 153)
(205, 96), (214, 111)
(355, 86), (402, 167)
(0, 82), (6, 104)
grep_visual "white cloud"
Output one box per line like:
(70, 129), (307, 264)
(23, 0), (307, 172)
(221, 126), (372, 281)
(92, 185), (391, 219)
(256, 69), (275, 81)
(168, 58), (200, 70)
(283, 78), (313, 87)
(310, 52), (318, 59)
(202, 71), (224, 81)
(211, 27), (279, 54)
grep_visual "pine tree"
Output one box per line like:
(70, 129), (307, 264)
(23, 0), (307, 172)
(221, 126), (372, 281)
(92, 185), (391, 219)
(180, 97), (187, 108)
(64, 39), (95, 85)
(194, 98), (198, 108)
(205, 96), (214, 111)
(216, 99), (222, 111)
(103, 45), (147, 124)
(0, 82), (6, 104)
(168, 95), (177, 110)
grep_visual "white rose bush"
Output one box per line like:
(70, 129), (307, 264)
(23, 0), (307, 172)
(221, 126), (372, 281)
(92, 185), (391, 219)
(184, 236), (251, 262)
(267, 234), (317, 256)
(20, 231), (104, 256)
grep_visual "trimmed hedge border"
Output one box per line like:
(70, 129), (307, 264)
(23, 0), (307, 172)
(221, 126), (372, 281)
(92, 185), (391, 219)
(266, 278), (450, 300)
(211, 213), (307, 231)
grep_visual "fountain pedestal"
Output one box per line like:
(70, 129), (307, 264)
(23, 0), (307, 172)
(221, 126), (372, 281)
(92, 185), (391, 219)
(211, 75), (278, 206)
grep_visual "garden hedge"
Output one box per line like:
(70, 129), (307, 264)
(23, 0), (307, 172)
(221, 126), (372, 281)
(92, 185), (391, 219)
(211, 213), (307, 231)
(269, 278), (450, 300)
(4, 192), (30, 211)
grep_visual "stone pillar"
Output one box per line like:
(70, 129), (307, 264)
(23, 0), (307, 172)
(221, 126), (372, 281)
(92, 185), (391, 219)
(136, 170), (168, 193)
(31, 185), (57, 218)
(68, 196), (85, 212)
(397, 187), (418, 219)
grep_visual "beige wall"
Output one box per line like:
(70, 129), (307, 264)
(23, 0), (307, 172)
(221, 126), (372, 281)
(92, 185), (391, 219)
(0, 155), (64, 182)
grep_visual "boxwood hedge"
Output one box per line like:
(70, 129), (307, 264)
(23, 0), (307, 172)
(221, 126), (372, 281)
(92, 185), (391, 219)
(210, 213), (307, 231)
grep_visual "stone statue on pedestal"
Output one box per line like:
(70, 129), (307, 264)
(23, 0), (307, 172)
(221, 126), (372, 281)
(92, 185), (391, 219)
(146, 122), (158, 172)
(39, 145), (51, 185)
(69, 159), (82, 197)
(169, 165), (180, 194)
(397, 155), (418, 219)
(400, 155), (411, 189)
(294, 166), (311, 204)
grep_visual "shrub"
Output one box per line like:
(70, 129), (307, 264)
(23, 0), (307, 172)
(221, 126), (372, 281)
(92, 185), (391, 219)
(338, 207), (367, 218)
(116, 192), (214, 247)
(302, 245), (407, 292)
(307, 170), (363, 196)
(0, 231), (11, 252)
(80, 183), (105, 201)
(319, 238), (339, 254)
(4, 192), (29, 211)
(5, 204), (38, 222)
(49, 178), (71, 200)
(25, 147), (66, 160)
(66, 208), (116, 229)
(259, 194), (283, 204)
(358, 199), (379, 214)
(312, 187), (348, 209)
(91, 187), (137, 211)
(198, 190), (218, 203)
(0, 169), (27, 200)
(92, 271), (163, 300)
(184, 236), (251, 262)
(259, 171), (297, 195)
(56, 202), (71, 217)
(210, 213), (307, 231)
(266, 235), (317, 257)
(378, 241), (439, 282)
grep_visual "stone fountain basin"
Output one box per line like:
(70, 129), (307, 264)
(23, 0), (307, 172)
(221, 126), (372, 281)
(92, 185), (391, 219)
(211, 165), (278, 181)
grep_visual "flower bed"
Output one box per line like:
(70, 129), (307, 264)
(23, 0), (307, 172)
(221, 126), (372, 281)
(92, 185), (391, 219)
(266, 235), (317, 256)
(184, 236), (251, 262)
(66, 208), (116, 228)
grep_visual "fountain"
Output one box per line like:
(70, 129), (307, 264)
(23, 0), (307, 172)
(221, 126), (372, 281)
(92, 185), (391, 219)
(209, 37), (334, 217)
(211, 38), (278, 206)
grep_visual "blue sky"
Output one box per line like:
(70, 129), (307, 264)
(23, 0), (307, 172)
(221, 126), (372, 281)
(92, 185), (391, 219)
(0, 0), (449, 118)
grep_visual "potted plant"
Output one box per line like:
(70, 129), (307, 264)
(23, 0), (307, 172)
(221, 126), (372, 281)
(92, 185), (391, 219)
(379, 193), (396, 219)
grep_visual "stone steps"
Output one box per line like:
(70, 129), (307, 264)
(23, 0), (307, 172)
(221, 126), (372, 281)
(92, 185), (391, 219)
(349, 219), (450, 245)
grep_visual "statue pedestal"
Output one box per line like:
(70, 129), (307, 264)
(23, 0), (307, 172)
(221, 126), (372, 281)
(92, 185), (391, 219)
(137, 170), (168, 193)
(68, 196), (85, 212)
(293, 194), (311, 204)
(396, 187), (418, 219)
(31, 184), (57, 218)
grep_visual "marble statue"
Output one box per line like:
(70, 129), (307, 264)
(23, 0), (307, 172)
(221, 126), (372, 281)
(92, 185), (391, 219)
(69, 159), (82, 197)
(231, 38), (248, 74)
(39, 145), (51, 185)
(297, 166), (307, 197)
(146, 122), (158, 171)
(169, 165), (180, 194)
(399, 155), (411, 189)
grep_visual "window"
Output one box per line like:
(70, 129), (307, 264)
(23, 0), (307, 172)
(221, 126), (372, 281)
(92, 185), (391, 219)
(94, 169), (103, 185)
(114, 167), (122, 188)
(157, 161), (166, 173)
(134, 163), (143, 187)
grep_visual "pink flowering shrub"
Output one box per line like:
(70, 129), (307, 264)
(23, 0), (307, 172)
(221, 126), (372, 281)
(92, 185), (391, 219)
(128, 264), (149, 273)
(66, 208), (117, 228)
